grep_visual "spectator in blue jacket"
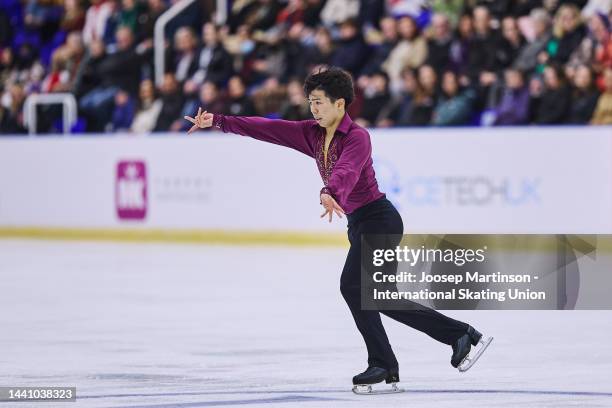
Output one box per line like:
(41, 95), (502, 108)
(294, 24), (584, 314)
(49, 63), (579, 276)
(493, 68), (531, 125)
(432, 70), (475, 126)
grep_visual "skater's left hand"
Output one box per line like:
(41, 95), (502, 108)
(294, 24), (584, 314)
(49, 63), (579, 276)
(184, 107), (213, 134)
(320, 193), (344, 223)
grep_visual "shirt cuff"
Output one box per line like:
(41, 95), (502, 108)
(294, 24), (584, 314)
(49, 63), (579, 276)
(213, 113), (224, 130)
(320, 187), (334, 204)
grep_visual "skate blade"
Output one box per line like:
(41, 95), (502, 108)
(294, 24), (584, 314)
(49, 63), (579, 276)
(458, 336), (493, 373)
(352, 382), (404, 395)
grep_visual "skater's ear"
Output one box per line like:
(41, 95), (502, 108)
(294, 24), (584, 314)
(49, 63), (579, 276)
(335, 97), (345, 111)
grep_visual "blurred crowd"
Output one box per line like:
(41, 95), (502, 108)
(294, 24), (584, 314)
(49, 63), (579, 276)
(1, 0), (611, 134)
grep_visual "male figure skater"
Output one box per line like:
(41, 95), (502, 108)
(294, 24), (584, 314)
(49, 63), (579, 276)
(184, 67), (491, 393)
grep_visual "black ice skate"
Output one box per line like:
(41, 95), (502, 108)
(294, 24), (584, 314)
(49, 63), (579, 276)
(451, 325), (493, 372)
(352, 366), (404, 395)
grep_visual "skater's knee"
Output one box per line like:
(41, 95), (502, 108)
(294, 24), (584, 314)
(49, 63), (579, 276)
(340, 280), (360, 301)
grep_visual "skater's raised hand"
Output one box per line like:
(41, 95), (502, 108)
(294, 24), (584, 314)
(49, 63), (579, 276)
(320, 193), (345, 223)
(184, 107), (214, 134)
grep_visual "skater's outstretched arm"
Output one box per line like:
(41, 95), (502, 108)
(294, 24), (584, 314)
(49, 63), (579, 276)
(184, 108), (316, 157)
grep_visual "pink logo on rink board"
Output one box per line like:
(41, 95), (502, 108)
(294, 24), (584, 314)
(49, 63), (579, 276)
(116, 161), (147, 220)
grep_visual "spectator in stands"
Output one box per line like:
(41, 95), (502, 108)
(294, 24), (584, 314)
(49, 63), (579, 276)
(567, 12), (610, 79)
(0, 48), (15, 86)
(451, 13), (474, 81)
(169, 26), (199, 84)
(301, 0), (325, 27)
(73, 39), (106, 99)
(0, 83), (26, 134)
(465, 6), (500, 87)
(431, 0), (463, 27)
(43, 31), (85, 93)
(387, 0), (428, 19)
(228, 0), (281, 33)
(304, 26), (335, 72)
(251, 77), (287, 116)
(399, 64), (437, 126)
(280, 77), (310, 120)
(14, 42), (38, 72)
(116, 0), (143, 36)
(79, 26), (144, 131)
(82, 0), (113, 45)
(24, 0), (63, 39)
(247, 38), (287, 85)
(331, 18), (369, 76)
(568, 64), (600, 123)
(543, 4), (587, 65)
(591, 66), (612, 124)
(131, 79), (162, 133)
(111, 89), (135, 131)
(360, 16), (398, 77)
(24, 62), (45, 96)
(281, 22), (309, 80)
(425, 13), (453, 77)
(355, 70), (391, 127)
(4, 0), (611, 133)
(496, 16), (526, 70)
(222, 24), (256, 60)
(514, 8), (552, 75)
(382, 67), (419, 126)
(493, 68), (531, 125)
(320, 0), (359, 27)
(276, 0), (307, 27)
(591, 13), (611, 86)
(100, 26), (144, 95)
(533, 64), (572, 124)
(432, 70), (475, 126)
(581, 0), (611, 19)
(357, 0), (386, 28)
(383, 15), (427, 95)
(154, 73), (184, 131)
(226, 75), (256, 117)
(60, 0), (85, 32)
(247, 0), (283, 32)
(184, 23), (234, 96)
(138, 0), (167, 41)
(174, 81), (226, 131)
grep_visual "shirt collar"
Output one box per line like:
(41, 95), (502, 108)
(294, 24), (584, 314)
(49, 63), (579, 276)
(336, 112), (353, 135)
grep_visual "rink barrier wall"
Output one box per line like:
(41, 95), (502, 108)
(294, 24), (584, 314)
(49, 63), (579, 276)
(0, 126), (611, 244)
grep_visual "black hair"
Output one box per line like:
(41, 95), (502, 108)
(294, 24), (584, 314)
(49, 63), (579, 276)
(303, 66), (355, 107)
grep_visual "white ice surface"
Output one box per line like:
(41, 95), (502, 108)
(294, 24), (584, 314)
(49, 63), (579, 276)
(1, 239), (611, 408)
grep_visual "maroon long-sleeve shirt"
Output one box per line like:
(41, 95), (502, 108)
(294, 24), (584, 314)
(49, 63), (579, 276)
(213, 112), (385, 214)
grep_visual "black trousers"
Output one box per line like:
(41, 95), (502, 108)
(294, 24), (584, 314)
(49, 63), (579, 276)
(341, 197), (469, 373)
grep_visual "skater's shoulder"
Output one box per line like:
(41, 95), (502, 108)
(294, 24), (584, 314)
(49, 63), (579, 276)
(339, 113), (370, 139)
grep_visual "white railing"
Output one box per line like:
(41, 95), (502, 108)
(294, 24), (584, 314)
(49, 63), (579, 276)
(154, 0), (196, 87)
(153, 0), (227, 87)
(23, 93), (78, 135)
(215, 0), (227, 25)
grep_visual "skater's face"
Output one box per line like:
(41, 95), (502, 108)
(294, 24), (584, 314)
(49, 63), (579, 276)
(308, 89), (344, 128)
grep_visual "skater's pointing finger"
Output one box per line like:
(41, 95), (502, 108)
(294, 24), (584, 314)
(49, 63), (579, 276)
(184, 115), (197, 124)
